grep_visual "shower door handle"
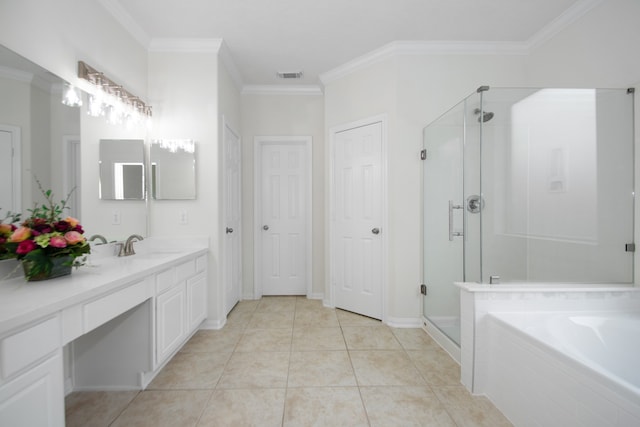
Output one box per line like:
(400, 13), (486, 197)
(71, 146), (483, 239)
(449, 200), (464, 241)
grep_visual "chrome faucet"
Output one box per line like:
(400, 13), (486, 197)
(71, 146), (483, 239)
(118, 234), (144, 257)
(88, 234), (108, 245)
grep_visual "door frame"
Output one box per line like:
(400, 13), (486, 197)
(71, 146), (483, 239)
(253, 136), (313, 299)
(222, 116), (242, 312)
(62, 135), (81, 219)
(0, 124), (22, 214)
(328, 114), (388, 322)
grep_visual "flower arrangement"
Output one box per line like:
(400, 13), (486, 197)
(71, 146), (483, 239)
(1, 182), (90, 281)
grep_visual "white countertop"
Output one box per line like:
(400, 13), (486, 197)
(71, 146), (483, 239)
(0, 238), (208, 335)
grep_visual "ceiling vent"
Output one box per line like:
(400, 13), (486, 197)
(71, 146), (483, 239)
(277, 71), (304, 79)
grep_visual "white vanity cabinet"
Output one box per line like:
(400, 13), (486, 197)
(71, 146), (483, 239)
(0, 317), (65, 427)
(154, 254), (207, 366)
(0, 245), (208, 427)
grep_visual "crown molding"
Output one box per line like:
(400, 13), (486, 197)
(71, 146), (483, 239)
(242, 85), (323, 96)
(219, 41), (244, 91)
(526, 0), (605, 50)
(148, 38), (223, 53)
(98, 0), (150, 48)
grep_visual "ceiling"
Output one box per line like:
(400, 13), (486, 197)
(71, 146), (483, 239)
(100, 0), (594, 88)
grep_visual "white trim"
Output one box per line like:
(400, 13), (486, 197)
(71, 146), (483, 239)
(422, 317), (461, 364)
(386, 316), (422, 329)
(148, 38), (223, 53)
(199, 319), (226, 330)
(242, 85), (323, 96)
(328, 114), (388, 323)
(222, 116), (242, 315)
(254, 136), (313, 299)
(98, 0), (151, 48)
(0, 124), (22, 215)
(526, 0), (606, 50)
(0, 65), (33, 83)
(62, 135), (81, 220)
(219, 41), (244, 90)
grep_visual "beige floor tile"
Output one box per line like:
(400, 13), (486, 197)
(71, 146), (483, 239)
(342, 326), (402, 350)
(197, 388), (286, 427)
(293, 309), (340, 328)
(225, 310), (253, 329)
(391, 327), (442, 351)
(283, 387), (369, 427)
(407, 349), (461, 386)
(291, 327), (346, 351)
(295, 297), (326, 311)
(360, 386), (457, 427)
(218, 351), (290, 389)
(434, 386), (513, 427)
(350, 350), (425, 386)
(65, 390), (138, 427)
(110, 390), (211, 427)
(180, 329), (243, 353)
(247, 311), (295, 329)
(288, 351), (357, 387)
(229, 300), (260, 314)
(256, 296), (297, 312)
(336, 309), (383, 326)
(148, 352), (230, 389)
(235, 328), (293, 352)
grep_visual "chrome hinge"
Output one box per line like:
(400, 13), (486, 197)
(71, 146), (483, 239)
(420, 149), (427, 160)
(420, 284), (427, 295)
(625, 243), (635, 252)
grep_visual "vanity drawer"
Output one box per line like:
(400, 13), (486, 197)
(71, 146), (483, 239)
(0, 316), (61, 380)
(155, 267), (175, 294)
(83, 279), (151, 333)
(175, 259), (196, 282)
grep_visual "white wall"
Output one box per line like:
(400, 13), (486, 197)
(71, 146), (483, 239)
(241, 93), (325, 298)
(147, 49), (224, 325)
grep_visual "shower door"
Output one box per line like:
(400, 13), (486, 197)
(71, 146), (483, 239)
(422, 98), (479, 346)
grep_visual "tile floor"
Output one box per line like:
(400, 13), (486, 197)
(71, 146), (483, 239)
(65, 296), (513, 427)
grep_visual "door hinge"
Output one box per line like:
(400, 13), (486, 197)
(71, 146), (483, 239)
(420, 149), (427, 160)
(420, 284), (427, 295)
(625, 243), (635, 252)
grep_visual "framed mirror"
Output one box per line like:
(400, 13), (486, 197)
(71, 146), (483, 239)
(99, 139), (145, 200)
(150, 139), (196, 200)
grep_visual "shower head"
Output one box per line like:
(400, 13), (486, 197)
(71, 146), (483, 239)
(473, 108), (494, 123)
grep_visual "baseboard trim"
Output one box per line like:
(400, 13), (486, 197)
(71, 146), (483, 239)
(386, 316), (422, 328)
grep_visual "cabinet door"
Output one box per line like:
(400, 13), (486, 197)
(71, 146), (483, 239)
(187, 273), (207, 331)
(0, 351), (64, 427)
(156, 283), (187, 364)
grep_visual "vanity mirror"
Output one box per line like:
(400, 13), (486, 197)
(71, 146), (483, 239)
(0, 44), (81, 218)
(150, 139), (196, 200)
(99, 139), (145, 200)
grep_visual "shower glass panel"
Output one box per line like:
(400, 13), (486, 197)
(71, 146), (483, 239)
(422, 87), (634, 347)
(480, 88), (634, 283)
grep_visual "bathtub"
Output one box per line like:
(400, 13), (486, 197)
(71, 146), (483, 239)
(484, 310), (640, 427)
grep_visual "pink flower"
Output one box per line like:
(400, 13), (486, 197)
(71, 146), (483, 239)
(64, 217), (80, 228)
(0, 223), (12, 236)
(10, 226), (31, 242)
(64, 231), (85, 245)
(16, 240), (37, 255)
(50, 235), (67, 248)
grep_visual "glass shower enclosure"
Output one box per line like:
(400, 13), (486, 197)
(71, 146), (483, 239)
(422, 87), (635, 347)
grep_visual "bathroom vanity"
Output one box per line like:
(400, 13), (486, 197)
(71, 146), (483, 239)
(0, 242), (208, 426)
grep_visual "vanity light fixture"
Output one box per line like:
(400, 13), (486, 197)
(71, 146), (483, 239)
(61, 82), (83, 107)
(151, 139), (195, 154)
(78, 61), (152, 126)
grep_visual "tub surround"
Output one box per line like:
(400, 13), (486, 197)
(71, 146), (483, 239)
(456, 282), (640, 426)
(0, 238), (208, 427)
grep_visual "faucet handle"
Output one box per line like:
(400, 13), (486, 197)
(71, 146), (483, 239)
(116, 242), (126, 257)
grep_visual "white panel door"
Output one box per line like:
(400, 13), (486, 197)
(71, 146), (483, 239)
(333, 121), (383, 319)
(260, 143), (307, 295)
(223, 121), (242, 314)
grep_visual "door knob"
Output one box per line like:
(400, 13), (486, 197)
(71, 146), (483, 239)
(263, 225), (269, 231)
(226, 227), (234, 234)
(372, 228), (380, 235)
